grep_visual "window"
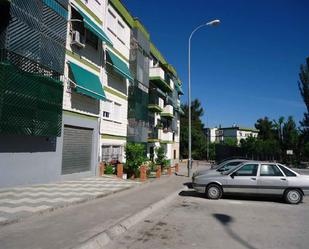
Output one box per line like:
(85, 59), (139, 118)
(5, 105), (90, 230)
(102, 145), (123, 162)
(107, 9), (117, 35)
(260, 164), (284, 177)
(113, 102), (121, 122)
(218, 161), (242, 172)
(85, 30), (98, 49)
(278, 165), (297, 177)
(234, 164), (258, 176)
(117, 21), (125, 44)
(102, 100), (112, 119)
(71, 8), (84, 35)
(174, 150), (176, 159)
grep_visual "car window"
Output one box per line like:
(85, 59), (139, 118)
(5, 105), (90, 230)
(278, 165), (297, 177)
(260, 164), (283, 177)
(233, 164), (258, 176)
(218, 161), (243, 171)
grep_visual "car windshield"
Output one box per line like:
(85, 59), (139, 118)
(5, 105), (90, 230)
(215, 160), (245, 171)
(222, 163), (244, 175)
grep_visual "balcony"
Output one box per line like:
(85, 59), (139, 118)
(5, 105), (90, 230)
(159, 129), (173, 143)
(148, 91), (163, 113)
(161, 104), (174, 119)
(148, 127), (160, 143)
(149, 67), (172, 93)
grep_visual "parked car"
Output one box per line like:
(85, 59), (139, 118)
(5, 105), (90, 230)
(193, 159), (247, 177)
(192, 161), (309, 204)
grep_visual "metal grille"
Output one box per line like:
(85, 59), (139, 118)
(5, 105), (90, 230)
(2, 0), (67, 74)
(0, 50), (63, 137)
(62, 126), (93, 175)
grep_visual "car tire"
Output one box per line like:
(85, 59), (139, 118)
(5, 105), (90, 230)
(284, 189), (303, 204)
(206, 184), (222, 200)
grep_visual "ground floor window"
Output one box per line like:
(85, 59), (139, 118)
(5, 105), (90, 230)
(102, 145), (123, 163)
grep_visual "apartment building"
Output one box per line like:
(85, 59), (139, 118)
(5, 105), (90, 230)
(148, 44), (183, 164)
(216, 126), (259, 145)
(0, 0), (182, 187)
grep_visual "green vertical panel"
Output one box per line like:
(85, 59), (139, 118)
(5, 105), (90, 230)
(0, 61), (63, 136)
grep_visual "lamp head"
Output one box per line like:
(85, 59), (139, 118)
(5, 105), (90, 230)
(206, 19), (221, 26)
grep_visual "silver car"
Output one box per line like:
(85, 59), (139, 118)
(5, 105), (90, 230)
(193, 159), (247, 177)
(192, 161), (309, 204)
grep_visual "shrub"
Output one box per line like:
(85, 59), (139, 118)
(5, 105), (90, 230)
(104, 164), (114, 174)
(125, 143), (147, 177)
(155, 146), (166, 166)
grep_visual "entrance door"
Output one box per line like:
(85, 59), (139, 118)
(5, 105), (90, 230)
(62, 125), (93, 175)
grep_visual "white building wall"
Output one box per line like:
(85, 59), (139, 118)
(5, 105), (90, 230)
(100, 92), (128, 137)
(99, 2), (131, 163)
(105, 4), (130, 59)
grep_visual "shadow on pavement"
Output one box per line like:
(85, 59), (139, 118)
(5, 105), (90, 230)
(222, 194), (286, 204)
(213, 213), (258, 249)
(178, 190), (205, 198)
(183, 182), (193, 189)
(178, 190), (286, 204)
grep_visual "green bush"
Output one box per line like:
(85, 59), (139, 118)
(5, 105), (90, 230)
(155, 146), (166, 166)
(104, 164), (114, 175)
(125, 143), (147, 177)
(162, 159), (171, 169)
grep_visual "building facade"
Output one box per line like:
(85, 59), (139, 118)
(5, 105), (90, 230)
(215, 126), (259, 145)
(0, 0), (68, 187)
(0, 0), (182, 187)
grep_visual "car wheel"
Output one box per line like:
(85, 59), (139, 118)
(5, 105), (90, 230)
(284, 189), (303, 204)
(206, 184), (222, 200)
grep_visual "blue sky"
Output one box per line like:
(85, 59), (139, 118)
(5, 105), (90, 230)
(122, 0), (309, 128)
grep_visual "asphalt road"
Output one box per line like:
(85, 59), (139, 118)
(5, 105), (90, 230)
(108, 190), (309, 249)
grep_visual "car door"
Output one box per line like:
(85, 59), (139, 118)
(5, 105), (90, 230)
(257, 164), (288, 195)
(225, 163), (259, 194)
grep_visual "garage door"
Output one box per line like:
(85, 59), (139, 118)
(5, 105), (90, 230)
(62, 125), (93, 175)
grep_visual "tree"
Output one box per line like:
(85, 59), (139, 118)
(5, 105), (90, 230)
(255, 117), (275, 140)
(282, 116), (299, 151)
(298, 57), (309, 140)
(180, 99), (207, 160)
(273, 116), (285, 143)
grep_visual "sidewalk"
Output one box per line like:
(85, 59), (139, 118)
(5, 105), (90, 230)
(0, 165), (190, 249)
(0, 176), (140, 226)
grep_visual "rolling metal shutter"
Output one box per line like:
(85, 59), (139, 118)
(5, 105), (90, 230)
(62, 125), (93, 175)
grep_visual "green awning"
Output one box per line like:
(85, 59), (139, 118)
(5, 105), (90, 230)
(107, 50), (133, 81)
(68, 61), (106, 100)
(73, 4), (113, 47)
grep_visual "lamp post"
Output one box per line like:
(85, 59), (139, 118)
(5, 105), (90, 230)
(188, 19), (220, 177)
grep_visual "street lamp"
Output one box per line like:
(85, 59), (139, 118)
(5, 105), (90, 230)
(188, 19), (220, 177)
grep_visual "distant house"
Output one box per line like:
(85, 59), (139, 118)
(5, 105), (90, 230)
(215, 126), (259, 145)
(204, 128), (218, 143)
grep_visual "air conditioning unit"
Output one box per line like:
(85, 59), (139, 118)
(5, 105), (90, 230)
(71, 31), (85, 48)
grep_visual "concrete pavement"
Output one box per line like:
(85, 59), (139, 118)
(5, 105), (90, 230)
(0, 164), (191, 249)
(108, 189), (309, 249)
(0, 176), (140, 226)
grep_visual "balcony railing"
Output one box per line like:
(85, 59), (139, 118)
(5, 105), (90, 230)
(149, 67), (172, 92)
(161, 104), (174, 118)
(159, 129), (173, 142)
(148, 127), (160, 142)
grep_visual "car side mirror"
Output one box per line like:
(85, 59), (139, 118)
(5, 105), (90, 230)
(230, 172), (235, 179)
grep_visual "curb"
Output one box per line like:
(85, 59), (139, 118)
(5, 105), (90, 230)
(73, 186), (186, 249)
